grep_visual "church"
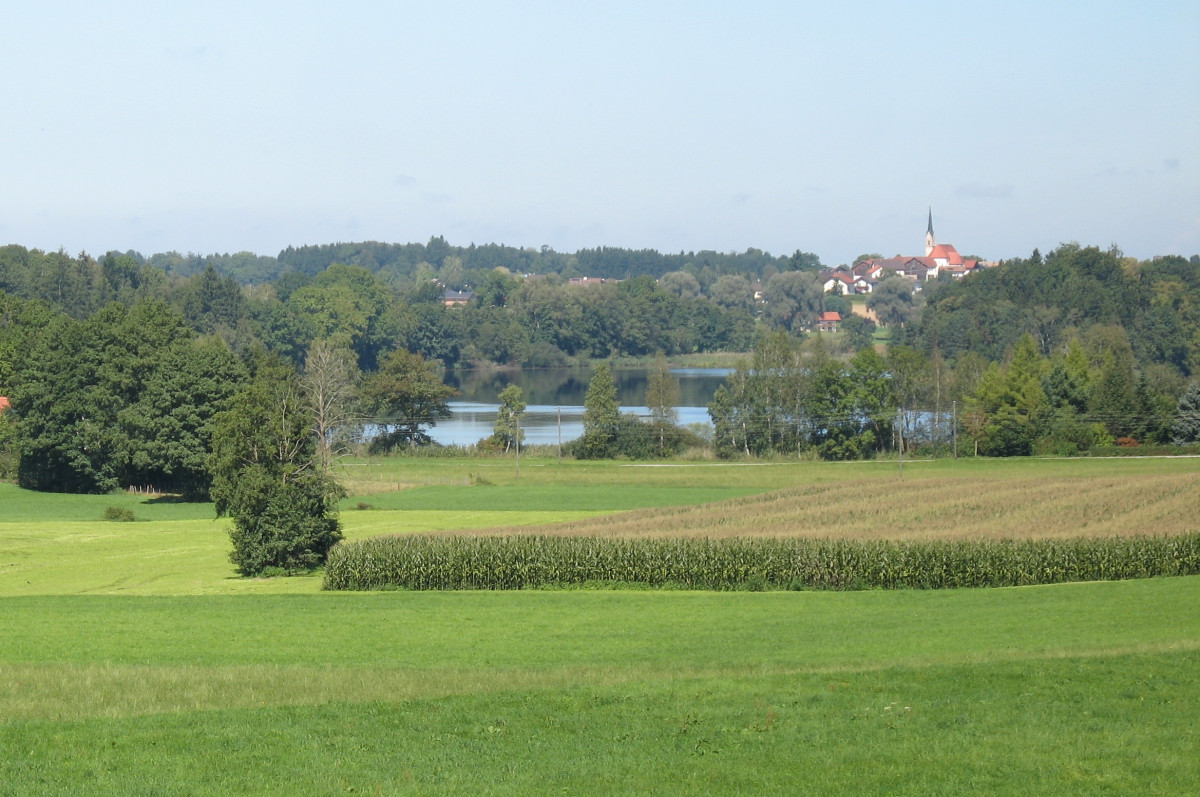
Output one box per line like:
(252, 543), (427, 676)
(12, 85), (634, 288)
(851, 209), (985, 284)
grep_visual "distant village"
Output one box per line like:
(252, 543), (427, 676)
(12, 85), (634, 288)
(440, 209), (996, 334)
(821, 210), (996, 296)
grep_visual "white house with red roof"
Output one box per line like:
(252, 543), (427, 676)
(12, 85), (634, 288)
(820, 271), (856, 295)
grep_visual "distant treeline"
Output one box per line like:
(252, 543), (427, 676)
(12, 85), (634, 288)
(42, 238), (817, 286)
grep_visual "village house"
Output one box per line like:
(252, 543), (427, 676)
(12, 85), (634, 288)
(567, 276), (621, 287)
(442, 289), (474, 307)
(820, 271), (856, 295)
(815, 311), (842, 332)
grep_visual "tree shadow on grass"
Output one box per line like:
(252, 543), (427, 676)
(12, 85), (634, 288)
(140, 494), (190, 505)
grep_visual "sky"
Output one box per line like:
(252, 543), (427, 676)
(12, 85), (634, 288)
(3, 1), (1198, 268)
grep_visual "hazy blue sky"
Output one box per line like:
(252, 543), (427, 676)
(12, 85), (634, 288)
(4, 1), (1198, 267)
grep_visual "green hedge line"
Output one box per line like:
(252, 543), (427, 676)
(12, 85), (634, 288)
(322, 533), (1200, 591)
(1085, 445), (1200, 457)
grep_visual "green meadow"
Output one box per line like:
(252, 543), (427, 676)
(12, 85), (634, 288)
(1, 456), (1198, 794)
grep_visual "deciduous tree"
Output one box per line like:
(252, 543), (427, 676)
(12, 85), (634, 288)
(492, 384), (526, 453)
(868, 276), (923, 328)
(358, 348), (456, 451)
(645, 354), (680, 457)
(302, 340), (361, 476)
(764, 271), (821, 332)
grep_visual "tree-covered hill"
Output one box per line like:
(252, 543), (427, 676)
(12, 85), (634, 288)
(904, 244), (1199, 377)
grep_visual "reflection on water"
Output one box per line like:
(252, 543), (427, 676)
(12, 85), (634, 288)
(430, 367), (729, 447)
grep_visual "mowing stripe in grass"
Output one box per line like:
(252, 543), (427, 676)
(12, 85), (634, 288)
(3, 639), (1198, 724)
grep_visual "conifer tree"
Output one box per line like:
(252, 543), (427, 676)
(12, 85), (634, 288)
(1172, 381), (1200, 445)
(581, 363), (620, 458)
(210, 351), (342, 576)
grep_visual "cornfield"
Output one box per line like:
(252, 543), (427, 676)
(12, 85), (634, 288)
(322, 533), (1200, 591)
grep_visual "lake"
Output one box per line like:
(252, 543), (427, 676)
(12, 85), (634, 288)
(430, 367), (731, 447)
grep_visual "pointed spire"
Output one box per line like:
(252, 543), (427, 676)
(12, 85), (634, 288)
(924, 207), (935, 256)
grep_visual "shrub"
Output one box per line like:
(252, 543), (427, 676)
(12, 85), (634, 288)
(103, 506), (135, 522)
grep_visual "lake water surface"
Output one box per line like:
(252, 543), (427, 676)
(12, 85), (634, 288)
(430, 367), (731, 447)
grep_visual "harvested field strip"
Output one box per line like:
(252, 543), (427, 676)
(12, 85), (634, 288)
(453, 471), (1200, 541)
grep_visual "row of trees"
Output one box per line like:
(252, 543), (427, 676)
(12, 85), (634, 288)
(706, 333), (896, 460)
(275, 239), (818, 284)
(576, 359), (699, 460)
(701, 328), (1200, 462)
(960, 333), (1183, 456)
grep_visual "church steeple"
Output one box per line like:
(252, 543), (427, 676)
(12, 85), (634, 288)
(925, 207), (935, 256)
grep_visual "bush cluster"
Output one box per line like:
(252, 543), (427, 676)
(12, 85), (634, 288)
(323, 533), (1200, 592)
(103, 506), (136, 522)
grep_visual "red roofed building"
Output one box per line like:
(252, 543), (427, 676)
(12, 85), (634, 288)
(0, 396), (10, 414)
(816, 311), (842, 332)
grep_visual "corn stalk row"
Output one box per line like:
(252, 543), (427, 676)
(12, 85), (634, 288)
(322, 533), (1200, 591)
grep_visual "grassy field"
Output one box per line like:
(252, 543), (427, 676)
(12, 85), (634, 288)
(1, 456), (1199, 793)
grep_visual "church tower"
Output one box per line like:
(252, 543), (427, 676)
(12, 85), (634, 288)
(925, 207), (935, 256)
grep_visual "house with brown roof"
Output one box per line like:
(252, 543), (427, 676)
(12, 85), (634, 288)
(0, 396), (10, 414)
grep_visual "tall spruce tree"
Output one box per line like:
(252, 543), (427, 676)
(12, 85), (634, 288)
(580, 363), (620, 458)
(1172, 381), (1200, 445)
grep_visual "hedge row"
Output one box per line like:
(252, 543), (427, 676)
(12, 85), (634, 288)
(321, 533), (1200, 591)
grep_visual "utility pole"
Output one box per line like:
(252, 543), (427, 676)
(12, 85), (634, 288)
(556, 406), (562, 464)
(897, 407), (904, 478)
(515, 414), (521, 477)
(952, 400), (958, 459)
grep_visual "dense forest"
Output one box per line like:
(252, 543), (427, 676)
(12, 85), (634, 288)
(1, 238), (1199, 499)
